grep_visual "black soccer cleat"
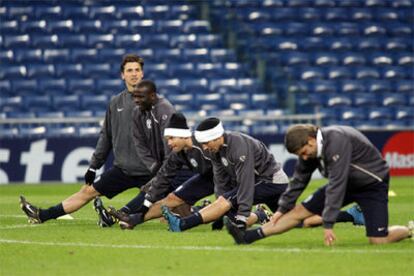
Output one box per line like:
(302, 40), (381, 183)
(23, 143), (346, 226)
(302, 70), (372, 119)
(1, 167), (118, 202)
(19, 195), (42, 224)
(93, 197), (116, 227)
(223, 216), (248, 245)
(107, 206), (138, 230)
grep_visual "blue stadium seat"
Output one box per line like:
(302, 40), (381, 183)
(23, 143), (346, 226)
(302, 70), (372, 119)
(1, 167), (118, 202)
(7, 6), (34, 19)
(70, 48), (98, 62)
(381, 67), (408, 80)
(59, 34), (87, 47)
(388, 23), (413, 37)
(78, 125), (101, 137)
(354, 67), (380, 80)
(36, 111), (65, 118)
(312, 80), (338, 93)
(269, 7), (296, 21)
(46, 126), (77, 137)
(6, 111), (36, 119)
(147, 34), (171, 48)
(168, 63), (197, 78)
(310, 23), (335, 36)
(223, 93), (251, 107)
(23, 95), (52, 112)
(183, 48), (210, 63)
(83, 63), (113, 78)
(99, 48), (127, 63)
(55, 64), (83, 78)
(395, 80), (414, 94)
(102, 19), (130, 34)
(251, 94), (278, 109)
(12, 80), (38, 95)
(325, 38), (354, 51)
(43, 49), (70, 62)
(0, 19), (18, 34)
(3, 34), (30, 48)
(0, 65), (27, 79)
(391, 0), (413, 7)
(184, 20), (211, 33)
(195, 93), (223, 108)
(368, 107), (394, 121)
(0, 80), (12, 95)
(395, 107), (414, 120)
(362, 23), (387, 36)
(324, 8), (349, 21)
(252, 124), (279, 135)
(385, 38), (411, 51)
(312, 53), (339, 66)
(167, 93), (194, 108)
(116, 6), (144, 20)
(86, 34), (115, 47)
(47, 19), (74, 33)
(210, 48), (236, 62)
(67, 79), (95, 94)
(114, 34), (148, 48)
(369, 52), (393, 66)
(295, 92), (325, 113)
(326, 94), (352, 107)
(356, 38), (382, 51)
(157, 19), (183, 33)
(0, 50), (14, 65)
(0, 96), (22, 112)
(31, 34), (58, 48)
(88, 5), (117, 20)
(327, 67), (353, 80)
(382, 93), (407, 107)
(353, 93), (379, 107)
(340, 80), (366, 93)
(341, 52), (367, 66)
(209, 78), (237, 91)
(19, 126), (47, 138)
(297, 7), (321, 21)
(38, 78), (66, 95)
(80, 94), (109, 111)
(153, 48), (181, 62)
(96, 79), (124, 95)
(53, 95), (80, 111)
(181, 78), (209, 93)
(129, 19), (155, 33)
(281, 52), (310, 66)
(65, 110), (93, 118)
(73, 19), (104, 33)
(20, 19), (48, 33)
(397, 52), (414, 67)
(366, 80), (392, 93)
(340, 107), (367, 121)
(299, 67), (325, 80)
(0, 126), (19, 138)
(34, 5), (62, 20)
(14, 49), (43, 63)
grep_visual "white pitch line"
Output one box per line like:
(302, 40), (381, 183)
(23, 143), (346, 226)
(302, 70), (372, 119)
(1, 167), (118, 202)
(0, 239), (411, 254)
(0, 214), (96, 221)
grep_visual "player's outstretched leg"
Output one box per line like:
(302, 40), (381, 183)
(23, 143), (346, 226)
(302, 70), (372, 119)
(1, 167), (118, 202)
(161, 205), (182, 232)
(93, 197), (115, 227)
(345, 204), (365, 225)
(19, 195), (42, 224)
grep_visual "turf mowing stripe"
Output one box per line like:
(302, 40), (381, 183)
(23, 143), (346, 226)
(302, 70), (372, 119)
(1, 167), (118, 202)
(0, 239), (411, 254)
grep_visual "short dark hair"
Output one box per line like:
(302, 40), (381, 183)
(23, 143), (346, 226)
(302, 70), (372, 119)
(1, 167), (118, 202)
(120, 54), (144, 72)
(284, 124), (318, 153)
(133, 80), (156, 94)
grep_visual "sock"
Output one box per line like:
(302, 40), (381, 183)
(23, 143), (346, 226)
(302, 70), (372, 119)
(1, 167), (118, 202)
(244, 227), (266, 244)
(39, 203), (65, 222)
(336, 211), (353, 223)
(180, 212), (203, 231)
(128, 213), (145, 226)
(122, 192), (146, 214)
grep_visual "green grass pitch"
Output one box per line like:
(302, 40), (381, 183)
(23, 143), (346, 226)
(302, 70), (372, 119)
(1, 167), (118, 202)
(1, 177), (413, 275)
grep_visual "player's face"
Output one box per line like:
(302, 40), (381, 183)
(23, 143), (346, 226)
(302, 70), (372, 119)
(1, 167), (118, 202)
(166, 136), (186, 152)
(295, 137), (317, 160)
(132, 87), (155, 111)
(122, 62), (143, 92)
(201, 137), (222, 153)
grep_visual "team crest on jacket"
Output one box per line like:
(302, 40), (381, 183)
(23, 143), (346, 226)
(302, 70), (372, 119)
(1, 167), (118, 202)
(221, 157), (229, 167)
(190, 158), (198, 168)
(146, 119), (152, 129)
(162, 114), (168, 120)
(239, 155), (246, 162)
(332, 154), (340, 162)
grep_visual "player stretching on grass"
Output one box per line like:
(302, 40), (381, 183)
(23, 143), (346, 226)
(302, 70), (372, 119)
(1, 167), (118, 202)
(108, 113), (270, 229)
(161, 117), (290, 232)
(20, 55), (176, 226)
(225, 124), (413, 245)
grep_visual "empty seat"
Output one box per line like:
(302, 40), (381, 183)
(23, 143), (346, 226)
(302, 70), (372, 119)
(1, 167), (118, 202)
(223, 93), (251, 106)
(73, 19), (104, 33)
(252, 124), (279, 135)
(0, 80), (12, 95)
(70, 48), (99, 62)
(157, 19), (183, 33)
(0, 65), (27, 79)
(47, 19), (74, 33)
(340, 80), (366, 93)
(43, 49), (70, 62)
(327, 67), (353, 80)
(369, 52), (393, 66)
(209, 78), (237, 91)
(86, 34), (115, 47)
(312, 53), (339, 66)
(35, 5), (63, 19)
(67, 79), (95, 94)
(3, 34), (30, 48)
(0, 127), (19, 138)
(20, 19), (48, 33)
(78, 125), (101, 137)
(251, 93), (277, 108)
(354, 67), (380, 79)
(368, 107), (394, 121)
(382, 93), (406, 107)
(19, 126), (47, 138)
(88, 5), (117, 20)
(382, 67), (408, 79)
(114, 34), (147, 48)
(65, 110), (94, 118)
(340, 107), (367, 121)
(55, 64), (83, 78)
(14, 49), (43, 63)
(181, 78), (209, 93)
(12, 80), (38, 95)
(46, 126), (77, 137)
(0, 19), (18, 34)
(99, 48), (127, 63)
(0, 96), (22, 112)
(395, 80), (414, 94)
(80, 95), (109, 111)
(59, 34), (87, 47)
(36, 111), (65, 118)
(116, 6), (144, 19)
(53, 95), (80, 111)
(38, 78), (66, 95)
(96, 79), (124, 94)
(395, 107), (414, 120)
(342, 52), (366, 66)
(353, 93), (379, 107)
(210, 48), (236, 62)
(312, 80), (338, 93)
(367, 80), (392, 93)
(83, 63), (113, 78)
(103, 19), (130, 34)
(281, 52), (310, 66)
(23, 95), (52, 111)
(31, 34), (58, 48)
(356, 38), (382, 51)
(184, 20), (211, 33)
(195, 93), (223, 108)
(327, 94), (352, 107)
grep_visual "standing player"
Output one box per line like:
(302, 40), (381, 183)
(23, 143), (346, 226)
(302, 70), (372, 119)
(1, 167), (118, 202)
(225, 124), (413, 245)
(161, 117), (289, 232)
(19, 55), (174, 226)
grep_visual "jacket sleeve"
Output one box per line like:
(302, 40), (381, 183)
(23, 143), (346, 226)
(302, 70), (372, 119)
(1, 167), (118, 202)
(322, 133), (352, 229)
(146, 153), (183, 202)
(233, 144), (256, 219)
(158, 104), (175, 158)
(277, 158), (317, 213)
(132, 109), (158, 174)
(90, 105), (112, 169)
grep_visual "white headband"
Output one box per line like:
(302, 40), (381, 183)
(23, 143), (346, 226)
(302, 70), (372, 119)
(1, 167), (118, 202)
(194, 122), (224, 143)
(164, 128), (192, 138)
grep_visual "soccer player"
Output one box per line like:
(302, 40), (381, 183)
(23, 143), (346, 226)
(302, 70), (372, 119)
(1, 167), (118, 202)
(19, 55), (175, 226)
(225, 124), (413, 245)
(109, 113), (270, 229)
(161, 117), (289, 232)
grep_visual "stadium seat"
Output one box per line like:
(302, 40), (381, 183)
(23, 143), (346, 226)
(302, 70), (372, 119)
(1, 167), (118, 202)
(67, 79), (95, 94)
(397, 52), (414, 67)
(96, 79), (124, 95)
(366, 80), (392, 93)
(36, 111), (65, 118)
(23, 95), (52, 112)
(395, 80), (414, 94)
(53, 95), (80, 111)
(369, 52), (393, 66)
(312, 80), (338, 94)
(340, 80), (366, 94)
(59, 34), (87, 48)
(31, 34), (58, 48)
(385, 38), (411, 51)
(184, 20), (211, 33)
(0, 96), (22, 112)
(43, 49), (70, 62)
(83, 63), (113, 78)
(353, 93), (379, 107)
(167, 93), (194, 107)
(0, 80), (12, 95)
(0, 127), (19, 138)
(34, 5), (62, 19)
(70, 48), (99, 62)
(195, 93), (223, 108)
(0, 65), (27, 79)
(46, 126), (77, 137)
(14, 49), (43, 63)
(327, 67), (353, 80)
(86, 34), (115, 47)
(78, 125), (101, 137)
(224, 93), (251, 107)
(116, 6), (144, 20)
(154, 48), (181, 62)
(0, 50), (14, 65)
(102, 19), (130, 34)
(354, 67), (380, 80)
(3, 34), (30, 48)
(47, 19), (74, 33)
(73, 19), (104, 33)
(26, 63), (55, 78)
(312, 53), (339, 66)
(19, 126), (47, 138)
(157, 19), (183, 33)
(80, 95), (109, 111)
(20, 19), (48, 33)
(342, 52), (367, 66)
(326, 94), (352, 107)
(335, 23), (360, 37)
(251, 124), (279, 135)
(382, 93), (406, 107)
(38, 78), (67, 95)
(209, 78), (237, 91)
(340, 107), (367, 121)
(12, 80), (38, 95)
(381, 67), (407, 80)
(281, 52), (310, 66)
(181, 78), (209, 93)
(368, 107), (394, 121)
(64, 110), (93, 118)
(99, 48), (127, 63)
(325, 38), (354, 51)
(297, 7), (321, 21)
(210, 48), (236, 62)
(55, 64), (83, 78)
(88, 5), (117, 20)
(0, 19), (18, 34)
(356, 38), (382, 51)
(251, 94), (278, 109)
(395, 107), (414, 120)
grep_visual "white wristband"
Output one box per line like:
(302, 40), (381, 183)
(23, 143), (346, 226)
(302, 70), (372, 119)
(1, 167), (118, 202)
(143, 199), (153, 208)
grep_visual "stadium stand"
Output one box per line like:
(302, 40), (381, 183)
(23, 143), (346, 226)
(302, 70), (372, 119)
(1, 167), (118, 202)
(0, 0), (412, 137)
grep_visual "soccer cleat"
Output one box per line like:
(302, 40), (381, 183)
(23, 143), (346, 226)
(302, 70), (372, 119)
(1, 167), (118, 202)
(254, 204), (272, 225)
(107, 206), (138, 230)
(161, 205), (182, 232)
(223, 216), (248, 245)
(191, 199), (212, 213)
(93, 197), (115, 227)
(346, 204), (365, 226)
(19, 195), (42, 224)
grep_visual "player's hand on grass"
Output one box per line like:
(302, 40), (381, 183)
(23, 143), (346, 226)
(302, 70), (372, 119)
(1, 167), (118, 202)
(324, 228), (336, 246)
(270, 211), (283, 225)
(84, 168), (96, 185)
